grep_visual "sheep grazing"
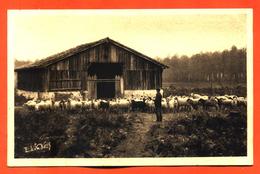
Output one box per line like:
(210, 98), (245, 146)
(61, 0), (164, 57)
(99, 100), (109, 111)
(190, 93), (201, 99)
(145, 97), (155, 113)
(191, 93), (208, 100)
(131, 98), (146, 112)
(218, 97), (238, 110)
(117, 98), (131, 112)
(236, 97), (247, 108)
(51, 100), (62, 110)
(109, 99), (118, 112)
(199, 97), (219, 111)
(67, 98), (83, 111)
(23, 99), (37, 111)
(161, 98), (168, 113)
(21, 92), (247, 113)
(175, 96), (191, 112)
(187, 98), (201, 111)
(35, 100), (52, 111)
(167, 97), (178, 113)
(82, 100), (93, 111)
(224, 95), (238, 100)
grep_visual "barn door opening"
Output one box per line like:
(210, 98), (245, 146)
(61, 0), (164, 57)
(87, 63), (123, 99)
(97, 81), (115, 99)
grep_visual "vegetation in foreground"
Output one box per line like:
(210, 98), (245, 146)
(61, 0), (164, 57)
(145, 110), (247, 157)
(15, 109), (133, 158)
(15, 108), (247, 158)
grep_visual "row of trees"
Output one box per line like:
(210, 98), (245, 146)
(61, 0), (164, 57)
(15, 60), (32, 68)
(158, 46), (247, 84)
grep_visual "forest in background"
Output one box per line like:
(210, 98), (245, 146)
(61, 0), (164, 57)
(158, 46), (247, 85)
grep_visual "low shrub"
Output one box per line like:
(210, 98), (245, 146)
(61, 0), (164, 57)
(145, 110), (247, 157)
(15, 110), (133, 158)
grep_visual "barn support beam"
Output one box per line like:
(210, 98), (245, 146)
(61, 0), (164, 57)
(44, 69), (50, 92)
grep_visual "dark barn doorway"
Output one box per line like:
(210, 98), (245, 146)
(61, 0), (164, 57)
(88, 63), (123, 99)
(97, 81), (115, 99)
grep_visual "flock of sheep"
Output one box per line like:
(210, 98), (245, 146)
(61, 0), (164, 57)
(23, 93), (247, 113)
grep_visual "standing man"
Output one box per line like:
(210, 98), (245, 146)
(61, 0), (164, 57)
(154, 88), (162, 122)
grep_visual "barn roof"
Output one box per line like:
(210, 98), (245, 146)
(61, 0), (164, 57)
(15, 37), (168, 71)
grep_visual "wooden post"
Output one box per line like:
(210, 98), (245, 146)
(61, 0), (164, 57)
(87, 75), (92, 99)
(120, 76), (124, 97)
(44, 69), (50, 92)
(114, 75), (121, 98)
(94, 75), (97, 99)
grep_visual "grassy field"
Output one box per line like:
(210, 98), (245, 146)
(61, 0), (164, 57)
(162, 82), (247, 97)
(162, 81), (246, 88)
(14, 108), (247, 158)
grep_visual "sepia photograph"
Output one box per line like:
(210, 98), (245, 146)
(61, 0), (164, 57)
(7, 9), (253, 166)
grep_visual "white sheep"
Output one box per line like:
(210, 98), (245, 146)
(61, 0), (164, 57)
(109, 99), (118, 111)
(82, 100), (93, 111)
(161, 98), (168, 112)
(145, 98), (154, 112)
(175, 96), (191, 112)
(219, 98), (237, 109)
(67, 98), (82, 110)
(35, 100), (51, 111)
(23, 99), (37, 110)
(167, 97), (178, 112)
(117, 98), (131, 112)
(92, 99), (101, 110)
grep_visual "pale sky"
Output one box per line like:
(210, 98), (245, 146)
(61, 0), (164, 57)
(8, 10), (250, 61)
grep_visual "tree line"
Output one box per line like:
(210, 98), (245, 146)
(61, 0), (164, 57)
(158, 46), (247, 84)
(15, 60), (32, 68)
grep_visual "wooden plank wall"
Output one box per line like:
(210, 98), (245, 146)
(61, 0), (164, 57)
(46, 42), (163, 91)
(115, 75), (121, 97)
(17, 69), (44, 91)
(87, 75), (97, 99)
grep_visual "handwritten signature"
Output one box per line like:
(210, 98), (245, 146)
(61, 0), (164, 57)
(24, 141), (51, 153)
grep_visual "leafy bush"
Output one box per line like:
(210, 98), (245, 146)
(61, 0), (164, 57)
(15, 110), (133, 158)
(145, 111), (247, 157)
(57, 111), (132, 157)
(15, 110), (69, 158)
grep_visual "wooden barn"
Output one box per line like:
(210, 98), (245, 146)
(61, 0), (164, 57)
(15, 38), (168, 99)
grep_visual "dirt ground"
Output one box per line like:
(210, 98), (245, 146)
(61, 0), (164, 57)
(107, 112), (184, 157)
(59, 111), (179, 157)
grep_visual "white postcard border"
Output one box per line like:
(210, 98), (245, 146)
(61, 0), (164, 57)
(7, 8), (254, 166)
